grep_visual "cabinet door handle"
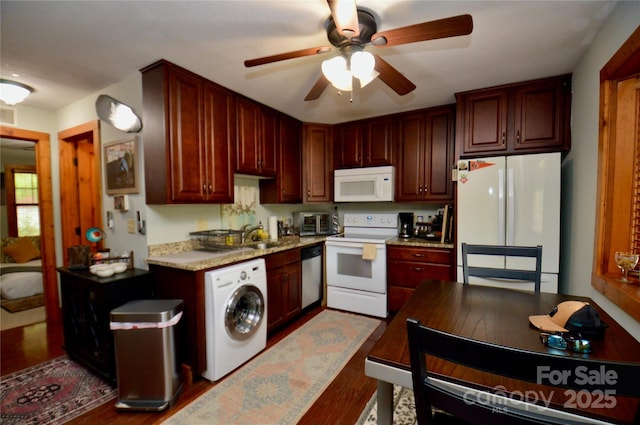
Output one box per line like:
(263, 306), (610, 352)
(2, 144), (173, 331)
(208, 184), (212, 194)
(413, 267), (425, 272)
(516, 130), (521, 143)
(203, 183), (207, 193)
(502, 131), (506, 144)
(413, 253), (425, 257)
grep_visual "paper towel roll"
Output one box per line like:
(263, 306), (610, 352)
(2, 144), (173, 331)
(269, 216), (278, 241)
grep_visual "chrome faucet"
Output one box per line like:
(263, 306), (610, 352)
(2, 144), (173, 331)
(240, 223), (263, 244)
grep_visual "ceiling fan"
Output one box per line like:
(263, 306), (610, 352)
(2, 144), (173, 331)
(244, 0), (473, 101)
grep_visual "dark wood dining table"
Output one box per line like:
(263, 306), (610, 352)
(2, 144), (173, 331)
(365, 280), (640, 425)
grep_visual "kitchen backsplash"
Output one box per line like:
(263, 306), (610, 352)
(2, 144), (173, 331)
(221, 178), (258, 229)
(225, 176), (446, 234)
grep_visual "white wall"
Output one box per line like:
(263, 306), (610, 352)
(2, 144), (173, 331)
(562, 1), (640, 340)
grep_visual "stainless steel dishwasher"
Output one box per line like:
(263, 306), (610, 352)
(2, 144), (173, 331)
(301, 244), (323, 309)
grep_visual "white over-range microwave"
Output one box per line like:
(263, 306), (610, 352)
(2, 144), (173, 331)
(334, 166), (395, 202)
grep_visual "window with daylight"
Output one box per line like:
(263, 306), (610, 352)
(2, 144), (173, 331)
(5, 164), (40, 237)
(592, 27), (640, 321)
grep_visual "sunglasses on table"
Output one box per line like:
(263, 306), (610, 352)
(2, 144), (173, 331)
(539, 332), (592, 353)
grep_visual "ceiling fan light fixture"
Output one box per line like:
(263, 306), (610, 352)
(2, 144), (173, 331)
(322, 49), (377, 93)
(0, 79), (33, 105)
(351, 50), (375, 80)
(322, 56), (352, 91)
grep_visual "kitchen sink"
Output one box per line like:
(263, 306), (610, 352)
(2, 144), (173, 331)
(247, 241), (281, 250)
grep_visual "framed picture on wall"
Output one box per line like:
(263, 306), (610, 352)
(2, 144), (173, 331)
(104, 137), (139, 195)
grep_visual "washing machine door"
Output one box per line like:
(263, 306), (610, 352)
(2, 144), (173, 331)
(225, 284), (265, 341)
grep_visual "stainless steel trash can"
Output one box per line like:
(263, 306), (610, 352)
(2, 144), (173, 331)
(110, 299), (183, 411)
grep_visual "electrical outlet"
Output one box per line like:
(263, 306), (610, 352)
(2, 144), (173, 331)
(127, 219), (136, 234)
(196, 218), (208, 231)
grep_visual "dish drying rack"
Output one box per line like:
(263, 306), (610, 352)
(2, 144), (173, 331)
(190, 229), (244, 251)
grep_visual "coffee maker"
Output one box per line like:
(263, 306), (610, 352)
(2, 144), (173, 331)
(398, 212), (414, 238)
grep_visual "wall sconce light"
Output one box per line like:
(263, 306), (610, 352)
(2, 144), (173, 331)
(95, 94), (142, 133)
(0, 79), (34, 105)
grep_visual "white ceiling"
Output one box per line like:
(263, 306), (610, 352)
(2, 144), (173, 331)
(0, 1), (617, 124)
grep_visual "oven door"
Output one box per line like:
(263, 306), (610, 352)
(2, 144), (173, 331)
(325, 240), (386, 293)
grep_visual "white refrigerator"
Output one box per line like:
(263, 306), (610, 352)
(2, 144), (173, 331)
(456, 152), (560, 293)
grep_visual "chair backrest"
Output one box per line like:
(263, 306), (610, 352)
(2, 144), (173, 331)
(462, 243), (543, 292)
(407, 318), (640, 425)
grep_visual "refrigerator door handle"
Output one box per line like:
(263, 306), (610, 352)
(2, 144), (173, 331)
(507, 168), (515, 246)
(498, 169), (505, 244)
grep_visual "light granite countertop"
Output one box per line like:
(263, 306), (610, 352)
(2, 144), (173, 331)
(146, 236), (326, 271)
(386, 236), (455, 249)
(146, 235), (453, 272)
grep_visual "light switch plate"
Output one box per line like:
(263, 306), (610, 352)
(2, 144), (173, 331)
(127, 219), (136, 234)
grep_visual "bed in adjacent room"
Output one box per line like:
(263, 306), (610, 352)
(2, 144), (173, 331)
(0, 236), (44, 314)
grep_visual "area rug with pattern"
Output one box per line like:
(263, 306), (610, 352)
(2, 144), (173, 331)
(163, 309), (380, 425)
(0, 356), (117, 425)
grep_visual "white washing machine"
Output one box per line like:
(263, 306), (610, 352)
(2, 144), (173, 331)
(203, 258), (267, 381)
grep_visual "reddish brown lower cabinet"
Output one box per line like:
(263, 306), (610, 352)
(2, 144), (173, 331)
(387, 245), (455, 312)
(265, 248), (301, 333)
(149, 265), (207, 378)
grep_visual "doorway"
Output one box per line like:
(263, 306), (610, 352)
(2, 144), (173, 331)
(58, 121), (104, 260)
(0, 126), (58, 324)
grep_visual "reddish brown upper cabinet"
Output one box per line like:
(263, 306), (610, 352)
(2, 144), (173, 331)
(334, 118), (394, 169)
(236, 97), (277, 177)
(141, 60), (235, 204)
(303, 124), (333, 203)
(260, 114), (303, 204)
(456, 74), (571, 157)
(396, 105), (455, 202)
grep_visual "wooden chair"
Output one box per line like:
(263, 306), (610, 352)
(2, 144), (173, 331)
(407, 318), (640, 425)
(461, 243), (543, 292)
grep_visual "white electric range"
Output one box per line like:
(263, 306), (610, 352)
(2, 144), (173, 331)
(325, 213), (398, 318)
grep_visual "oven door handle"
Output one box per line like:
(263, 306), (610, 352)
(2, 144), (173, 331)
(325, 241), (384, 250)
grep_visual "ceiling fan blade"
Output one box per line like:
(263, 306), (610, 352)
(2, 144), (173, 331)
(371, 14), (473, 47)
(244, 46), (332, 67)
(374, 54), (416, 96)
(327, 0), (360, 38)
(304, 74), (330, 101)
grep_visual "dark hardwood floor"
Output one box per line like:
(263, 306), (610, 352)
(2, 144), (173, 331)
(1, 306), (389, 425)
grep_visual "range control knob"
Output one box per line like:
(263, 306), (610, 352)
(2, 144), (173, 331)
(240, 271), (247, 280)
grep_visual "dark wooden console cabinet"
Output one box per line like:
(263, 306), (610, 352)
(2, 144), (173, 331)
(58, 267), (153, 384)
